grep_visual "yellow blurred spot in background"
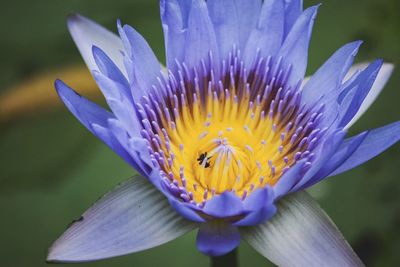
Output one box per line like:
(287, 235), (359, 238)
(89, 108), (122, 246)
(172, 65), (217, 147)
(0, 65), (100, 122)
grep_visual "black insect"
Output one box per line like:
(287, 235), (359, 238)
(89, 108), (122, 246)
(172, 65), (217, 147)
(197, 152), (212, 168)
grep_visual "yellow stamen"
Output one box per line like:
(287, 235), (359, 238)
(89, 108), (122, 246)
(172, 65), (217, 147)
(154, 87), (300, 203)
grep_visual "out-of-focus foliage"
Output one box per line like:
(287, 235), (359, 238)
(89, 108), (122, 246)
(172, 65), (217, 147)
(0, 0), (399, 266)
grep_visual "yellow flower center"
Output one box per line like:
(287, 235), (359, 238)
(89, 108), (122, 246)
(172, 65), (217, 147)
(140, 56), (321, 205)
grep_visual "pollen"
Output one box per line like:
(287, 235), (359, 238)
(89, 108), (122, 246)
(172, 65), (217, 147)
(138, 51), (323, 205)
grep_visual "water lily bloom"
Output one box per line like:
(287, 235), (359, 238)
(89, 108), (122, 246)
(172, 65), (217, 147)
(48, 0), (399, 265)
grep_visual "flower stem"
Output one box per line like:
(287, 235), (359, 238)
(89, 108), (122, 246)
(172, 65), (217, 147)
(210, 249), (238, 267)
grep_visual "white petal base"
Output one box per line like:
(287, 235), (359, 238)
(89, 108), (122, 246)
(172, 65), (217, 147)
(241, 191), (364, 267)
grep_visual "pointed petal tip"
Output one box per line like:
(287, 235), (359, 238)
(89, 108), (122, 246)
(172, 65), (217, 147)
(91, 44), (100, 54)
(303, 4), (320, 23)
(381, 62), (395, 78)
(46, 248), (57, 263)
(346, 40), (363, 59)
(46, 240), (100, 264)
(46, 238), (80, 264)
(307, 3), (321, 14)
(45, 176), (197, 263)
(54, 79), (69, 95)
(66, 13), (89, 30)
(375, 58), (384, 66)
(54, 78), (63, 87)
(65, 12), (127, 77)
(116, 18), (123, 29)
(54, 80), (79, 98)
(46, 244), (68, 264)
(385, 62), (395, 70)
(66, 12), (80, 23)
(349, 40), (363, 52)
(331, 120), (400, 176)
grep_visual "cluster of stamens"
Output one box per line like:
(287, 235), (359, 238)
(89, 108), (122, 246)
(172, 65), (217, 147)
(136, 50), (326, 207)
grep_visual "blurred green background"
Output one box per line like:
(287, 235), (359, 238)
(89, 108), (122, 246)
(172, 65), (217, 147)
(0, 0), (399, 266)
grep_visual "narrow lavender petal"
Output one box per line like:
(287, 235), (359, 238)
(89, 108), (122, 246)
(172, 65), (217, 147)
(118, 24), (162, 100)
(303, 131), (368, 188)
(273, 160), (306, 199)
(91, 123), (138, 168)
(93, 72), (141, 137)
(291, 129), (346, 192)
(54, 80), (135, 166)
(55, 79), (112, 130)
(277, 5), (319, 86)
(168, 198), (206, 223)
(338, 60), (383, 127)
(203, 191), (243, 218)
(233, 0), (262, 53)
(344, 63), (394, 129)
(196, 221), (240, 257)
(329, 121), (400, 177)
(283, 0), (303, 37)
(92, 46), (130, 90)
(184, 0), (219, 72)
(67, 14), (126, 77)
(301, 41), (362, 107)
(207, 0), (240, 61)
(107, 119), (153, 176)
(234, 187), (276, 226)
(242, 186), (274, 212)
(160, 0), (191, 70)
(47, 175), (197, 263)
(234, 204), (276, 227)
(243, 0), (285, 67)
(241, 191), (364, 267)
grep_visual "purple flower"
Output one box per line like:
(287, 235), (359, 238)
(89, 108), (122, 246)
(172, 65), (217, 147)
(48, 0), (398, 265)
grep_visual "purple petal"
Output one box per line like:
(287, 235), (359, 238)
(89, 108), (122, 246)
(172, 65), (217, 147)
(301, 41), (362, 108)
(118, 23), (162, 100)
(241, 192), (364, 266)
(244, 0), (285, 67)
(196, 221), (240, 256)
(277, 5), (319, 86)
(160, 0), (191, 70)
(207, 0), (240, 60)
(304, 130), (368, 188)
(168, 198), (205, 223)
(242, 186), (274, 212)
(338, 60), (383, 127)
(329, 120), (400, 177)
(107, 119), (153, 176)
(291, 129), (346, 191)
(90, 123), (138, 168)
(67, 14), (126, 77)
(55, 79), (112, 129)
(184, 0), (219, 73)
(93, 72), (141, 137)
(345, 63), (394, 129)
(92, 46), (130, 90)
(273, 160), (306, 199)
(203, 191), (243, 218)
(283, 0), (303, 37)
(233, 0), (262, 53)
(55, 80), (135, 165)
(47, 176), (197, 263)
(234, 187), (276, 226)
